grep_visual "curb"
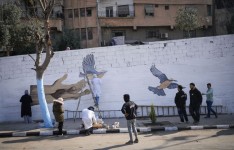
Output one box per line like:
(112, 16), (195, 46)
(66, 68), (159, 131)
(0, 125), (234, 137)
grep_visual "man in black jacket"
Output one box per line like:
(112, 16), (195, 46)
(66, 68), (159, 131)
(121, 94), (139, 144)
(175, 85), (189, 123)
(189, 83), (203, 125)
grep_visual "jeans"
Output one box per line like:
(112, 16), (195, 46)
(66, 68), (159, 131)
(127, 119), (138, 142)
(23, 115), (32, 124)
(177, 107), (188, 122)
(95, 97), (99, 105)
(206, 101), (217, 117)
(189, 105), (200, 122)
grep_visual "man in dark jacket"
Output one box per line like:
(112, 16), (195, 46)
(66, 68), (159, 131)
(121, 94), (139, 144)
(20, 90), (33, 123)
(189, 83), (203, 125)
(175, 85), (189, 123)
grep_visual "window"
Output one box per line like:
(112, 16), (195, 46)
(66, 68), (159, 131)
(146, 30), (159, 38)
(67, 9), (73, 18)
(106, 6), (113, 17)
(86, 8), (92, 17)
(183, 30), (196, 38)
(207, 5), (212, 16)
(145, 4), (154, 16)
(165, 5), (169, 10)
(80, 8), (85, 17)
(87, 28), (93, 40)
(112, 30), (125, 37)
(74, 9), (79, 17)
(81, 28), (86, 40)
(117, 5), (129, 17)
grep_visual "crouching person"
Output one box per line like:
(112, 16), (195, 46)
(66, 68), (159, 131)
(82, 106), (97, 136)
(53, 98), (64, 135)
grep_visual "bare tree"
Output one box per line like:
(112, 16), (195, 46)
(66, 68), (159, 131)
(29, 0), (55, 127)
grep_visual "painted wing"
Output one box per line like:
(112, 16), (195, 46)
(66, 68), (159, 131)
(150, 65), (168, 83)
(167, 83), (178, 89)
(148, 86), (166, 96)
(82, 54), (98, 74)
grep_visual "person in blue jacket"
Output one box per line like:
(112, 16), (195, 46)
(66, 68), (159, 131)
(202, 83), (217, 118)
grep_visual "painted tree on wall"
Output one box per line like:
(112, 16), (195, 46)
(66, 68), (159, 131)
(29, 0), (55, 128)
(175, 8), (201, 38)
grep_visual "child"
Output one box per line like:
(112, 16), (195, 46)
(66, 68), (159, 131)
(53, 98), (64, 135)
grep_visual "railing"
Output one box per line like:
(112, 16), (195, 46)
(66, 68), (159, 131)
(98, 10), (135, 18)
(65, 105), (226, 119)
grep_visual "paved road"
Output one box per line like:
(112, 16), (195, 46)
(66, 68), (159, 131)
(1, 129), (234, 150)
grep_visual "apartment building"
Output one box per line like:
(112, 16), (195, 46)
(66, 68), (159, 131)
(1, 0), (214, 49)
(63, 0), (99, 48)
(98, 0), (213, 45)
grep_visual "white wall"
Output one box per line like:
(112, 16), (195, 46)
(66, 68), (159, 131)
(0, 35), (234, 122)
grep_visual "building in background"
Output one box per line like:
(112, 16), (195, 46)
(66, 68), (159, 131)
(98, 0), (213, 45)
(63, 0), (99, 49)
(215, 0), (234, 35)
(2, 0), (233, 50)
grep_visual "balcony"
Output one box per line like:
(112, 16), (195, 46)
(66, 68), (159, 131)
(98, 10), (135, 18)
(98, 10), (135, 27)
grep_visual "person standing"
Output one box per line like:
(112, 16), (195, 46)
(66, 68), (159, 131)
(121, 94), (139, 144)
(174, 85), (189, 123)
(20, 90), (33, 123)
(53, 98), (64, 135)
(81, 106), (97, 136)
(202, 83), (217, 118)
(189, 83), (203, 125)
(91, 74), (102, 106)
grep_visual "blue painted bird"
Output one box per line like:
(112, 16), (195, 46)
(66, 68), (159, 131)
(79, 54), (106, 77)
(148, 65), (178, 96)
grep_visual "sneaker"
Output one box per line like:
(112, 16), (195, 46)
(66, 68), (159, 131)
(85, 131), (91, 136)
(186, 121), (190, 124)
(134, 139), (139, 143)
(57, 133), (63, 137)
(193, 121), (199, 125)
(125, 140), (134, 145)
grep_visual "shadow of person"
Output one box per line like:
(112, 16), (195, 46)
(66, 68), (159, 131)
(212, 129), (234, 137)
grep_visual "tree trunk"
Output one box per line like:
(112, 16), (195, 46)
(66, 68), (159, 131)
(188, 31), (191, 38)
(36, 74), (53, 128)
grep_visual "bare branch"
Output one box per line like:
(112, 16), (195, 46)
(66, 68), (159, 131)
(28, 54), (36, 62)
(39, 0), (46, 11)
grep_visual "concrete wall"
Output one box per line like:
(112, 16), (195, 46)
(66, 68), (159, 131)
(0, 35), (234, 122)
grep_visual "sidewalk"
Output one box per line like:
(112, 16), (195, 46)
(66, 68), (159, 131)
(0, 114), (234, 137)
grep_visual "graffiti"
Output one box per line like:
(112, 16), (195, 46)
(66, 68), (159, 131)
(148, 65), (178, 96)
(30, 74), (91, 105)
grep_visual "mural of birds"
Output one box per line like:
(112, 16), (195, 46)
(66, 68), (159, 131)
(148, 65), (178, 96)
(79, 54), (106, 77)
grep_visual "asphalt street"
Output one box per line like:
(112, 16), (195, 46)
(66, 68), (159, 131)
(1, 129), (234, 150)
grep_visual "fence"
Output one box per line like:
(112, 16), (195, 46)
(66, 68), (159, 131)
(65, 105), (226, 119)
